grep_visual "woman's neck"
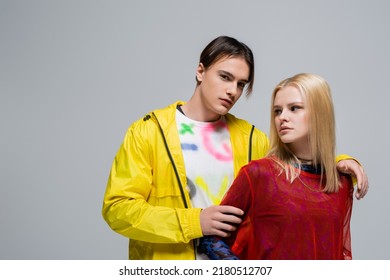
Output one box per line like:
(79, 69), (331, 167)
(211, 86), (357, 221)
(289, 145), (312, 164)
(296, 156), (314, 165)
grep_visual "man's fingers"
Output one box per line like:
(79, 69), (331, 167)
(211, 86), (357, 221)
(355, 168), (369, 199)
(209, 221), (238, 237)
(218, 205), (244, 216)
(200, 205), (244, 236)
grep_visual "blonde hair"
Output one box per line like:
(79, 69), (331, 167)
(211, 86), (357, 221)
(267, 73), (339, 193)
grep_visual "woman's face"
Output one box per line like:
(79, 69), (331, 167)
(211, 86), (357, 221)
(273, 85), (310, 155)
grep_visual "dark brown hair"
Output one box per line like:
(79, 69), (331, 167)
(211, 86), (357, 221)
(198, 36), (255, 95)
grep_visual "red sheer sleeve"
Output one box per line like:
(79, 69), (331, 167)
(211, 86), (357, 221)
(220, 167), (253, 211)
(343, 176), (354, 260)
(219, 164), (254, 247)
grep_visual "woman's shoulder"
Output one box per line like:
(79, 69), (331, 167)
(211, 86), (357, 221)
(243, 157), (278, 174)
(251, 156), (278, 165)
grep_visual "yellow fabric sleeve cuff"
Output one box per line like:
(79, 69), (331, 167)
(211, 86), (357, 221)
(336, 154), (360, 186)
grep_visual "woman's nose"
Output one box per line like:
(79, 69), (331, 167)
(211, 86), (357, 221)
(279, 110), (289, 121)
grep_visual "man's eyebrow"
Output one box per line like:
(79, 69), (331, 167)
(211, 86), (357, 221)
(219, 70), (249, 83)
(219, 70), (233, 77)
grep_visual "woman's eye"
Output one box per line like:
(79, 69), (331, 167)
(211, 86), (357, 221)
(291, 106), (301, 111)
(274, 109), (282, 115)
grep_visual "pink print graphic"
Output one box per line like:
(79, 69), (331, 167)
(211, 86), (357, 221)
(201, 122), (232, 162)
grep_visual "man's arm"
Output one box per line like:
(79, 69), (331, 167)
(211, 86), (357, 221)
(336, 154), (369, 200)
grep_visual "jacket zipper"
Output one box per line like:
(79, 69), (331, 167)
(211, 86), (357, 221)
(152, 113), (189, 209)
(248, 125), (255, 162)
(152, 112), (196, 259)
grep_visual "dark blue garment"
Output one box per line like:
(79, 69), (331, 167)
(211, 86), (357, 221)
(198, 237), (239, 260)
(298, 164), (322, 174)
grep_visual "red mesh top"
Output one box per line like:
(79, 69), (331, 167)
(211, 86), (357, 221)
(222, 157), (353, 260)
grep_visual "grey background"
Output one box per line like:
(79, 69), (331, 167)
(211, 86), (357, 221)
(0, 0), (388, 259)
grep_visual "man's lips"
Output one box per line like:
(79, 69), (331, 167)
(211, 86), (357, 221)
(220, 98), (233, 106)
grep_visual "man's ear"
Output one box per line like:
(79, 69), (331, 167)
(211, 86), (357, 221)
(196, 63), (205, 82)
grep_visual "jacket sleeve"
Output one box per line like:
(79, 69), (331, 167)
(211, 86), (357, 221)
(102, 122), (203, 244)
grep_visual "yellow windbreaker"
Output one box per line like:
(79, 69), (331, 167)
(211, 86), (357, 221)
(102, 101), (355, 259)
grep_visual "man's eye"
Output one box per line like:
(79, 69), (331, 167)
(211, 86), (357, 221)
(220, 75), (229, 80)
(238, 82), (246, 89)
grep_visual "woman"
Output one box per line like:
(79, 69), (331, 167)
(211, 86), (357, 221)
(200, 73), (354, 259)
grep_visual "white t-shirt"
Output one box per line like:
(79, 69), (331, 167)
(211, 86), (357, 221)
(176, 109), (234, 259)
